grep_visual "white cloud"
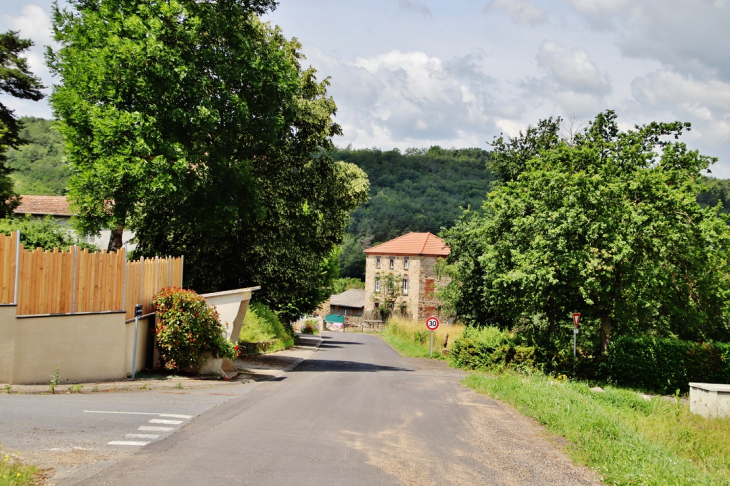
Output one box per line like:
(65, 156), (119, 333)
(564, 0), (631, 29)
(495, 119), (526, 138)
(484, 0), (547, 26)
(306, 48), (503, 149)
(2, 5), (54, 47)
(536, 41), (611, 95)
(632, 70), (730, 113)
(566, 0), (730, 82)
(398, 0), (432, 17)
(0, 4), (57, 118)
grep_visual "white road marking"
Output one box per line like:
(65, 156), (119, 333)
(148, 419), (183, 425)
(85, 411), (161, 415)
(91, 411), (190, 447)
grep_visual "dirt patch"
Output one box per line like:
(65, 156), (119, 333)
(337, 366), (602, 486)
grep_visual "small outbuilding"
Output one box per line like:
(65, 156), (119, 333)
(329, 288), (365, 317)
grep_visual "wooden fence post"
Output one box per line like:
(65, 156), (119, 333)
(139, 256), (144, 314)
(71, 245), (77, 314)
(13, 230), (20, 305)
(122, 248), (127, 312)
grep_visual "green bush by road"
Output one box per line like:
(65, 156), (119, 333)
(238, 302), (294, 354)
(606, 336), (730, 394)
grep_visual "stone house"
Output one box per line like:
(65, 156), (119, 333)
(364, 232), (450, 321)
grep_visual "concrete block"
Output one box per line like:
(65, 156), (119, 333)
(689, 382), (730, 419)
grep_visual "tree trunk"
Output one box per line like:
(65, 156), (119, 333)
(546, 314), (556, 341)
(107, 224), (124, 251)
(600, 312), (612, 355)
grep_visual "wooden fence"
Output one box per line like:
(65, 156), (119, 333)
(0, 231), (184, 319)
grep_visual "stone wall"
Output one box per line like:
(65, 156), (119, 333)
(416, 256), (450, 320)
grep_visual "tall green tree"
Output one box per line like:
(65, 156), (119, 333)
(442, 111), (730, 353)
(0, 31), (45, 214)
(48, 0), (368, 320)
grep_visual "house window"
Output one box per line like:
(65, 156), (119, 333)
(376, 256), (381, 269)
(375, 277), (381, 293)
(389, 257), (395, 270)
(402, 278), (409, 295)
(403, 257), (409, 270)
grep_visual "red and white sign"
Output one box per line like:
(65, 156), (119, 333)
(426, 316), (440, 331)
(573, 313), (581, 328)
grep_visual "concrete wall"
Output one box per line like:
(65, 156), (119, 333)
(200, 289), (253, 377)
(0, 306), (147, 385)
(0, 306), (16, 383)
(690, 382), (730, 419)
(0, 288), (253, 384)
(201, 288), (252, 342)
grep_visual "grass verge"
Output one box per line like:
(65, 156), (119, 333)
(0, 447), (38, 486)
(464, 371), (730, 485)
(381, 316), (464, 359)
(238, 302), (294, 354)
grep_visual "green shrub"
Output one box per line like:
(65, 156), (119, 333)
(605, 336), (729, 393)
(449, 326), (530, 370)
(300, 319), (318, 335)
(330, 277), (364, 295)
(0, 215), (98, 251)
(238, 301), (294, 353)
(153, 287), (236, 371)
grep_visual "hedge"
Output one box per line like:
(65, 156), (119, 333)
(449, 326), (537, 371)
(605, 336), (730, 394)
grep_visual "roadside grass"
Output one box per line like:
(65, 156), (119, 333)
(238, 302), (294, 353)
(464, 371), (730, 486)
(381, 316), (464, 359)
(0, 446), (37, 486)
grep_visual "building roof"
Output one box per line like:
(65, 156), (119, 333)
(329, 288), (365, 309)
(364, 232), (450, 257)
(15, 195), (72, 217)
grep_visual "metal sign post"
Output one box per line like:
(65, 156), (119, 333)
(426, 316), (440, 357)
(572, 313), (581, 358)
(131, 304), (143, 379)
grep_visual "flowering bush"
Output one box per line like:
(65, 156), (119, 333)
(300, 319), (318, 335)
(154, 287), (236, 372)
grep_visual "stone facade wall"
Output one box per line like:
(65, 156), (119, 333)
(364, 253), (450, 321)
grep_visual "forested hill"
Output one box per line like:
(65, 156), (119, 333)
(6, 117), (70, 195)
(330, 146), (496, 279)
(332, 146), (495, 242)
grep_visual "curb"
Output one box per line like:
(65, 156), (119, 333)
(255, 334), (323, 381)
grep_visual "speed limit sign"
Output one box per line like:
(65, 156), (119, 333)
(426, 316), (440, 331)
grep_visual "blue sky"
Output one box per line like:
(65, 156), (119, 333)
(3, 0), (730, 176)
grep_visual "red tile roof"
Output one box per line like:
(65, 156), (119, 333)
(15, 195), (72, 217)
(364, 232), (450, 257)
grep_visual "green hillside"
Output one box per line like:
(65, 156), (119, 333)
(6, 117), (70, 195)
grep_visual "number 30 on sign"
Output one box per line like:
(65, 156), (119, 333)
(426, 316), (440, 331)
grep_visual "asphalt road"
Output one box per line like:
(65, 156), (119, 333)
(1, 333), (602, 485)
